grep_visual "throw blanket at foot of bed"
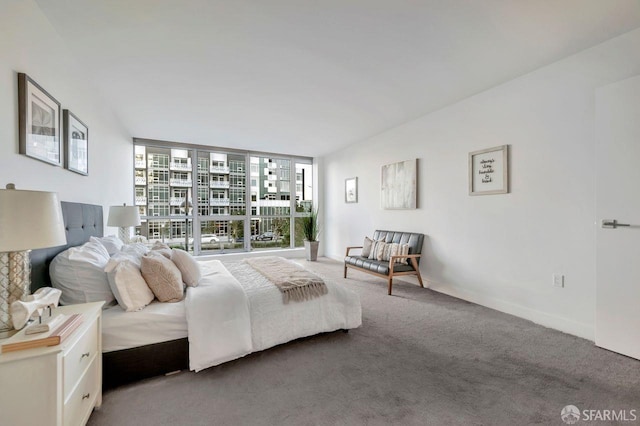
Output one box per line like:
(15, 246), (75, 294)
(244, 256), (328, 303)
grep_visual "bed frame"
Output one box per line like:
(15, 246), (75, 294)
(31, 202), (188, 389)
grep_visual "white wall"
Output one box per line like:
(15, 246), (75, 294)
(323, 28), (640, 340)
(0, 0), (132, 224)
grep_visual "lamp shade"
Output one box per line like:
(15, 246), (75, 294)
(0, 186), (67, 252)
(107, 205), (141, 227)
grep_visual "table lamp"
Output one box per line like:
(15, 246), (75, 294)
(107, 204), (141, 244)
(0, 184), (67, 338)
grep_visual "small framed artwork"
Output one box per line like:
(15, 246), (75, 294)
(345, 177), (358, 203)
(63, 110), (89, 175)
(381, 159), (417, 209)
(469, 145), (509, 195)
(18, 73), (62, 166)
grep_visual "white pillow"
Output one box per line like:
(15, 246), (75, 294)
(171, 249), (201, 287)
(121, 242), (150, 262)
(90, 235), (124, 256)
(50, 240), (115, 306)
(105, 254), (155, 312)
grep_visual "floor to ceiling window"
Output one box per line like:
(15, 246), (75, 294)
(133, 139), (313, 255)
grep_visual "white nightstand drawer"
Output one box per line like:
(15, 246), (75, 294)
(0, 302), (103, 426)
(64, 356), (99, 426)
(64, 317), (98, 400)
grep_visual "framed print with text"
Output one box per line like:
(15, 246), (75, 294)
(469, 145), (509, 195)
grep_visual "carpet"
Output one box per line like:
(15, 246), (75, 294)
(88, 257), (640, 426)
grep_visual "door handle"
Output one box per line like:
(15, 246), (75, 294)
(602, 219), (631, 229)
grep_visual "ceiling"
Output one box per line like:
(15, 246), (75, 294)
(34, 0), (640, 157)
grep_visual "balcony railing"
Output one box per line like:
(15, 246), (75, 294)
(135, 176), (147, 185)
(169, 197), (186, 206)
(170, 178), (192, 187)
(210, 166), (230, 174)
(210, 198), (230, 206)
(135, 160), (146, 169)
(210, 181), (230, 189)
(135, 196), (147, 205)
(170, 162), (192, 171)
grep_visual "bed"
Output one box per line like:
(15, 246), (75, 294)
(31, 202), (362, 389)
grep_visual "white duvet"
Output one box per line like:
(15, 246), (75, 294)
(185, 259), (361, 372)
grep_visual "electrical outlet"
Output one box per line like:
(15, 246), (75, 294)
(553, 273), (564, 288)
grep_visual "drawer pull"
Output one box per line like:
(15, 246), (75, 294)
(81, 352), (90, 359)
(82, 393), (90, 400)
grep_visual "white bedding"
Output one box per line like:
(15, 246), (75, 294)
(102, 300), (187, 352)
(224, 259), (362, 352)
(185, 260), (253, 371)
(102, 258), (362, 372)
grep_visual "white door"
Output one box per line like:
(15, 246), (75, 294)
(595, 75), (640, 360)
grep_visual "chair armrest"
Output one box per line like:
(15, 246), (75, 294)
(390, 254), (421, 260)
(390, 254), (422, 270)
(345, 246), (363, 256)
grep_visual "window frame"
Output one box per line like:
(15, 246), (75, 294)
(133, 138), (313, 255)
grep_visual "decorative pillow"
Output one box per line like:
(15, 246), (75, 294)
(50, 240), (115, 306)
(150, 241), (172, 259)
(105, 255), (155, 312)
(171, 249), (201, 287)
(121, 242), (150, 262)
(379, 242), (410, 264)
(368, 240), (386, 260)
(90, 235), (124, 256)
(109, 250), (143, 268)
(140, 252), (184, 302)
(361, 236), (374, 258)
(394, 243), (411, 264)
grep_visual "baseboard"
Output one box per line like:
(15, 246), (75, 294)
(330, 252), (594, 341)
(427, 280), (594, 341)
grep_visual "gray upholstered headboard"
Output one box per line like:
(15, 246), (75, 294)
(30, 201), (103, 291)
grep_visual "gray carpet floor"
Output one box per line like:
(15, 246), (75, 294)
(88, 258), (640, 426)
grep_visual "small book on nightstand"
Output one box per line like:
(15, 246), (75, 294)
(1, 314), (83, 353)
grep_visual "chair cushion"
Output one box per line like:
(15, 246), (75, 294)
(345, 256), (415, 276)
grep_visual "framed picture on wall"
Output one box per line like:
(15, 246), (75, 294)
(345, 177), (358, 203)
(381, 159), (417, 209)
(18, 73), (62, 166)
(469, 145), (509, 195)
(63, 110), (89, 175)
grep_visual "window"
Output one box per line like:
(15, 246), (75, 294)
(134, 140), (312, 255)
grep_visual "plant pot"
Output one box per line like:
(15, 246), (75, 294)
(304, 240), (319, 261)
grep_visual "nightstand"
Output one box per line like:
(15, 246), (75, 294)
(0, 301), (104, 426)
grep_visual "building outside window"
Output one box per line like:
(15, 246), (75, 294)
(134, 140), (312, 254)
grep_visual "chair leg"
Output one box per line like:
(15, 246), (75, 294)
(410, 258), (424, 288)
(388, 276), (393, 295)
(344, 264), (348, 278)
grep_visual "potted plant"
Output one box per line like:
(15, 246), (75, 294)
(301, 206), (319, 261)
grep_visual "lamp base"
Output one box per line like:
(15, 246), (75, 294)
(0, 251), (31, 339)
(118, 227), (131, 244)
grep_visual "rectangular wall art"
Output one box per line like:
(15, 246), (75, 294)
(63, 110), (89, 175)
(469, 145), (509, 195)
(381, 159), (417, 209)
(345, 177), (358, 203)
(18, 73), (62, 166)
